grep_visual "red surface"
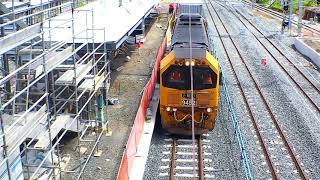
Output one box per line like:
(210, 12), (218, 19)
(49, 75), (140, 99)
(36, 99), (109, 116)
(261, 57), (267, 66)
(169, 3), (174, 9)
(117, 36), (167, 179)
(117, 151), (128, 180)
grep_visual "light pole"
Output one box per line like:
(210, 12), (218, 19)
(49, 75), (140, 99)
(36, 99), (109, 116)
(297, 0), (303, 36)
(288, 0), (293, 35)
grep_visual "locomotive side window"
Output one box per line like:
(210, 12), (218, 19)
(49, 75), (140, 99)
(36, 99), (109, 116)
(162, 65), (217, 90)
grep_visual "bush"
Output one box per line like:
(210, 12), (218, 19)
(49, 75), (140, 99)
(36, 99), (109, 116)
(258, 0), (318, 12)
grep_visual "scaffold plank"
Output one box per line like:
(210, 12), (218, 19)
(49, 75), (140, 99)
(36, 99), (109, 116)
(33, 45), (74, 77)
(34, 114), (75, 149)
(55, 59), (93, 85)
(78, 72), (106, 91)
(0, 23), (41, 54)
(3, 105), (47, 153)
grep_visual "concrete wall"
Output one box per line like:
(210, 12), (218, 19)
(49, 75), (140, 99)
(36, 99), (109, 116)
(294, 37), (320, 68)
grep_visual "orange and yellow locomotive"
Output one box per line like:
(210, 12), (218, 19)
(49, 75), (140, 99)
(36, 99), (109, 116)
(160, 12), (220, 135)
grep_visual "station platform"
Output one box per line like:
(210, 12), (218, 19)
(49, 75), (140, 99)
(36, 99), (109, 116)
(45, 0), (160, 50)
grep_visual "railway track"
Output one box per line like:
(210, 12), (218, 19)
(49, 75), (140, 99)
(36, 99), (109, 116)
(160, 137), (215, 179)
(216, 1), (320, 115)
(241, 0), (320, 35)
(205, 0), (309, 179)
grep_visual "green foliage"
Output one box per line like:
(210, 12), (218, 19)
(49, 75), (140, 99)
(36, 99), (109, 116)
(305, 0), (317, 6)
(258, 0), (318, 12)
(77, 1), (86, 8)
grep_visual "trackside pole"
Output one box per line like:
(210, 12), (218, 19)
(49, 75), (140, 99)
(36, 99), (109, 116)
(297, 0), (303, 36)
(288, 0), (293, 35)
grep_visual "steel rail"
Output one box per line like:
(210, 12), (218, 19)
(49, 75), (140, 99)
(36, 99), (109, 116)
(170, 139), (177, 180)
(220, 74), (253, 180)
(168, 137), (206, 179)
(197, 137), (204, 180)
(217, 2), (320, 114)
(241, 0), (320, 35)
(207, 0), (309, 179)
(204, 1), (278, 179)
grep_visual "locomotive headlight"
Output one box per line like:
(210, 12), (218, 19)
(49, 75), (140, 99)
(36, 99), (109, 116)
(166, 107), (171, 112)
(206, 108), (212, 113)
(191, 61), (195, 66)
(185, 61), (190, 66)
(172, 108), (177, 112)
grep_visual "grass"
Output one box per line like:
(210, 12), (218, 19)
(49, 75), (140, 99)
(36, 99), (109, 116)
(257, 0), (318, 12)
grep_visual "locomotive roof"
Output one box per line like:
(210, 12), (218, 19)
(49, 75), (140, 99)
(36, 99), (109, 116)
(171, 13), (208, 49)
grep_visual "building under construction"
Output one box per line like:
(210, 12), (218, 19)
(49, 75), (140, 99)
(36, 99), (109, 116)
(0, 0), (160, 177)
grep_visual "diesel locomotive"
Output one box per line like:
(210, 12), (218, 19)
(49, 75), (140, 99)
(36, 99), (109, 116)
(159, 8), (220, 135)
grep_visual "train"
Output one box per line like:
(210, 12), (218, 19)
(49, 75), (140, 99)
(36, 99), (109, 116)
(159, 4), (221, 135)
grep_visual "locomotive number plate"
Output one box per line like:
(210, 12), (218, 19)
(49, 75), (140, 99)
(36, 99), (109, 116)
(182, 93), (196, 99)
(182, 99), (196, 106)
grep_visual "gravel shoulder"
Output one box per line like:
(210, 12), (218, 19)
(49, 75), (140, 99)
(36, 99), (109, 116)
(207, 1), (320, 179)
(60, 15), (167, 180)
(117, 1), (320, 180)
(144, 89), (244, 179)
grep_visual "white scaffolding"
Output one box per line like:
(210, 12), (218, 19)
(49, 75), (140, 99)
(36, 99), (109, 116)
(0, 0), (110, 179)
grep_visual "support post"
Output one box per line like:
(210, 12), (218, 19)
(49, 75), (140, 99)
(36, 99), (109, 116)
(0, 15), (11, 99)
(97, 94), (105, 126)
(288, 0), (293, 35)
(297, 0), (303, 36)
(2, 55), (11, 99)
(142, 19), (145, 38)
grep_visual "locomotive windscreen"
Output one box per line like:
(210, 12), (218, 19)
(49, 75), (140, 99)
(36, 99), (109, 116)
(162, 65), (217, 90)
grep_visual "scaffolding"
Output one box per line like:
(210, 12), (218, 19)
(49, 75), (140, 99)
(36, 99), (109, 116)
(0, 0), (110, 179)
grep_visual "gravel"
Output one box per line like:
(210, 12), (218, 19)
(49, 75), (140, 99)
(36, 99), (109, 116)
(205, 1), (320, 179)
(205, 4), (270, 179)
(81, 1), (320, 179)
(143, 88), (244, 179)
(60, 16), (168, 179)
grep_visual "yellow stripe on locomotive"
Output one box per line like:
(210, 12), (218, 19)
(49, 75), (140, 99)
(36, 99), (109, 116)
(160, 13), (220, 135)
